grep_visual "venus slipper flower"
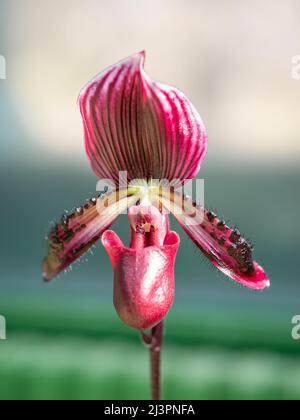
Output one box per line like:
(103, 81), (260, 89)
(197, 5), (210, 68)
(43, 52), (269, 399)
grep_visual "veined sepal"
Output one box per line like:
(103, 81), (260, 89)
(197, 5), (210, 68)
(79, 52), (207, 186)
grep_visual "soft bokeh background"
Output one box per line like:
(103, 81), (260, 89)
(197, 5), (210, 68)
(1, 0), (300, 400)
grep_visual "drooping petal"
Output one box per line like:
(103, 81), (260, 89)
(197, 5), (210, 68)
(79, 52), (207, 185)
(43, 189), (138, 281)
(159, 190), (270, 290)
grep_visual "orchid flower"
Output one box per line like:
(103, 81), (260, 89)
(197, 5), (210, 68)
(43, 52), (269, 332)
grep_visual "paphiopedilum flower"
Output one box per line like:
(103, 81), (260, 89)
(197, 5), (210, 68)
(43, 52), (269, 331)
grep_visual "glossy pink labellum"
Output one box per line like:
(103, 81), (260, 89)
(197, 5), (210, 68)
(102, 207), (180, 330)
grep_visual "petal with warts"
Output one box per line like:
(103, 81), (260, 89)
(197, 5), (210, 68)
(43, 189), (138, 281)
(159, 190), (270, 290)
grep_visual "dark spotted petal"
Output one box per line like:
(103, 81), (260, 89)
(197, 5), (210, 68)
(43, 189), (137, 281)
(160, 190), (270, 290)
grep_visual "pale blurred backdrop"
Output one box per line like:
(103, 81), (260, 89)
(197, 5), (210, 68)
(0, 0), (300, 400)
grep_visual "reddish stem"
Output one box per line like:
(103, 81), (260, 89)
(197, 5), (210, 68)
(141, 321), (164, 400)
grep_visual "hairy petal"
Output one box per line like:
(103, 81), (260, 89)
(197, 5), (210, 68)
(160, 190), (270, 290)
(79, 52), (207, 185)
(43, 189), (137, 281)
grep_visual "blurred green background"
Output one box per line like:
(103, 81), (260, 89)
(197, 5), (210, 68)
(1, 0), (300, 400)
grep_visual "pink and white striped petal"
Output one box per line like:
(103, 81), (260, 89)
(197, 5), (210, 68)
(160, 190), (270, 290)
(79, 52), (207, 186)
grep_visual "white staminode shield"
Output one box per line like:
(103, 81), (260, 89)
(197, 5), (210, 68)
(0, 315), (6, 340)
